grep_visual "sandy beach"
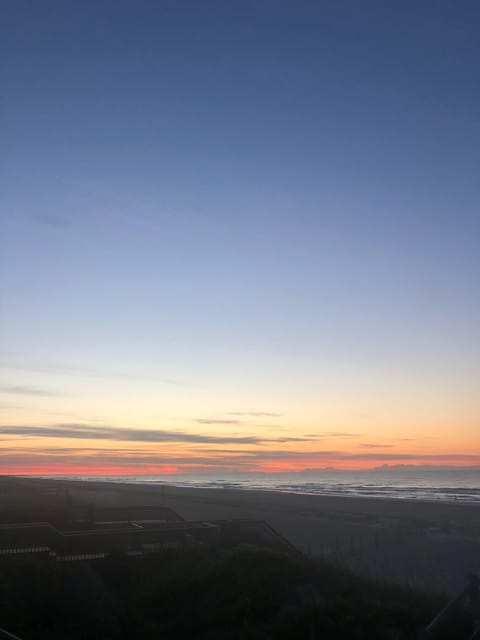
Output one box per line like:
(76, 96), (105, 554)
(23, 477), (478, 595)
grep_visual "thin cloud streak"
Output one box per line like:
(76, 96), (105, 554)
(195, 419), (242, 425)
(0, 360), (181, 385)
(359, 443), (394, 448)
(0, 423), (309, 445)
(303, 432), (361, 438)
(33, 214), (73, 229)
(323, 432), (362, 437)
(229, 412), (282, 418)
(0, 385), (65, 397)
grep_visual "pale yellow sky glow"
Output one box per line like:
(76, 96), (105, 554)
(1, 363), (479, 474)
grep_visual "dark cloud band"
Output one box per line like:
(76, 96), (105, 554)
(0, 423), (306, 445)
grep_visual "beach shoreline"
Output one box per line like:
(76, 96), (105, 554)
(19, 476), (480, 524)
(21, 470), (480, 505)
(78, 477), (480, 507)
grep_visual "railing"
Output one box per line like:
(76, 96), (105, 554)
(424, 574), (479, 638)
(0, 627), (23, 639)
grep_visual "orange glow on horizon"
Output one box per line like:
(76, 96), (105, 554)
(1, 416), (479, 477)
(3, 456), (480, 477)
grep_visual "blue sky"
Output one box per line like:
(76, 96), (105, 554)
(1, 1), (479, 472)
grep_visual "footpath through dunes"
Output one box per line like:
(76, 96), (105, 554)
(22, 477), (480, 595)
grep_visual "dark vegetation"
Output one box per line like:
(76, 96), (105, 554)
(0, 544), (459, 640)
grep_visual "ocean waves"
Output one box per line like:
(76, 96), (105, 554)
(58, 470), (480, 504)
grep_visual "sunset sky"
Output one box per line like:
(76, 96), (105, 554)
(1, 1), (479, 475)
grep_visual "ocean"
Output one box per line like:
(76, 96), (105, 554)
(49, 467), (480, 504)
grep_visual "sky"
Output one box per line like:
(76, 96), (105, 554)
(1, 0), (479, 475)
